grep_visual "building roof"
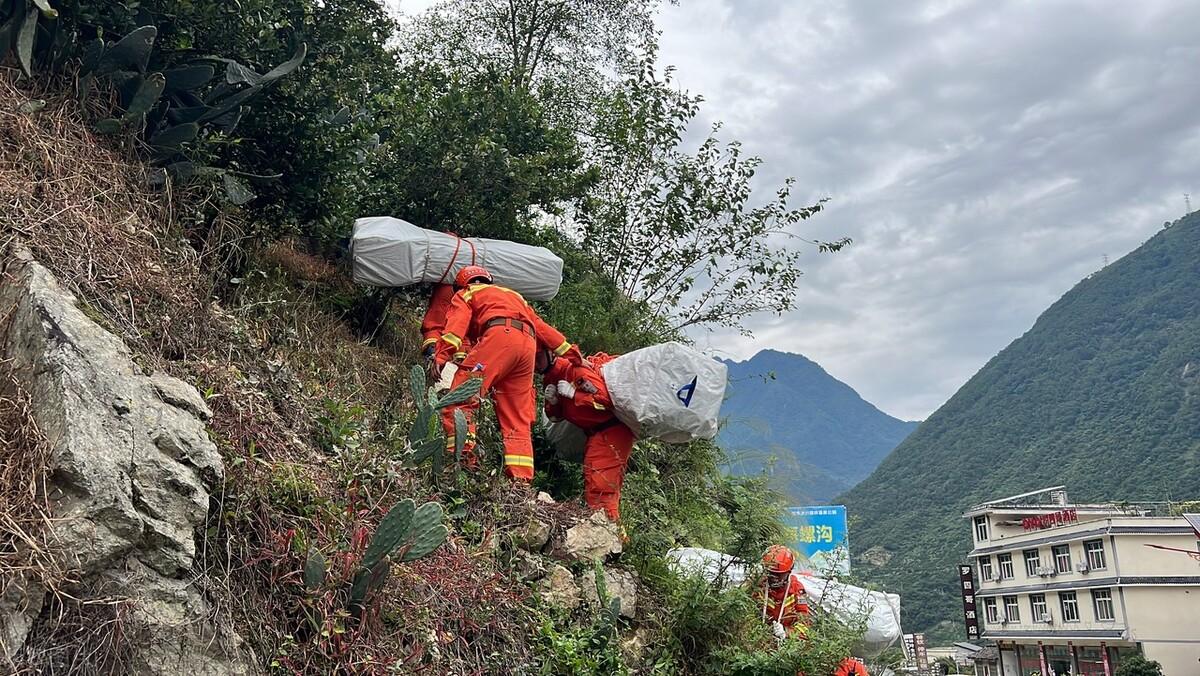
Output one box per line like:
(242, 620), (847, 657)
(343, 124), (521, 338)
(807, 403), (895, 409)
(969, 646), (999, 661)
(953, 641), (983, 652)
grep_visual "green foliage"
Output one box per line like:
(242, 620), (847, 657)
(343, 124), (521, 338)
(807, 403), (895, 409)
(1114, 654), (1164, 676)
(645, 571), (863, 675)
(534, 614), (627, 676)
(579, 46), (843, 335)
(1, 1), (305, 157)
(346, 498), (448, 612)
(843, 213), (1200, 640)
(315, 398), (365, 453)
(355, 60), (595, 245)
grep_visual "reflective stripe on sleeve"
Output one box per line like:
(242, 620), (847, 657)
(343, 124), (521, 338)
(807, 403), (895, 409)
(554, 341), (571, 356)
(442, 333), (463, 349)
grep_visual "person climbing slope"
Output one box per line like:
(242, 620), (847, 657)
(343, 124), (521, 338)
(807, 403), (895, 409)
(541, 351), (635, 521)
(434, 265), (584, 480)
(757, 545), (813, 641)
(421, 283), (465, 389)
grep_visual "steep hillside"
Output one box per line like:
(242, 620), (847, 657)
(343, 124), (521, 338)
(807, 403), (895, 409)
(841, 213), (1200, 640)
(721, 350), (918, 503)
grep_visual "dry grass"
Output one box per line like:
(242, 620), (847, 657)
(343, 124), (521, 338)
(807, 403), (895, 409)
(1, 69), (586, 674)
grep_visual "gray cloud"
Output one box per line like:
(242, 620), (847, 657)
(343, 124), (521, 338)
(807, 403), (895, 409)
(667, 0), (1200, 419)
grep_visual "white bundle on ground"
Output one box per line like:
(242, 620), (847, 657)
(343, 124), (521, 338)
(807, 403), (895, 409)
(666, 547), (903, 659)
(350, 216), (564, 300)
(800, 577), (902, 657)
(600, 342), (726, 443)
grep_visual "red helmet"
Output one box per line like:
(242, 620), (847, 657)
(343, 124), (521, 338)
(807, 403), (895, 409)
(763, 545), (795, 574)
(454, 265), (493, 288)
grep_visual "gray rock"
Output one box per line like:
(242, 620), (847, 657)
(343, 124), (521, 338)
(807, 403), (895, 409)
(515, 519), (552, 552)
(562, 511), (622, 563)
(540, 564), (580, 611)
(579, 567), (638, 619)
(0, 250), (251, 674)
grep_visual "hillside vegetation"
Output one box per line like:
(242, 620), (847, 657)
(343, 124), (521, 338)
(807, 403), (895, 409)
(721, 350), (917, 503)
(0, 0), (864, 673)
(841, 213), (1200, 641)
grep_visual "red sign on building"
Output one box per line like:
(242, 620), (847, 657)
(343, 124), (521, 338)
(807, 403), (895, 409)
(1022, 508), (1078, 531)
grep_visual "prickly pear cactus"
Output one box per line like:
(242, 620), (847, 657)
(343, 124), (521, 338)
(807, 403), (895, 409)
(346, 497), (448, 613)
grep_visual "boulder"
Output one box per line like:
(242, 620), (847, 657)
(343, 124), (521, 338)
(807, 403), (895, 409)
(562, 511), (622, 563)
(515, 519), (552, 552)
(579, 567), (638, 619)
(0, 250), (251, 674)
(540, 564), (580, 611)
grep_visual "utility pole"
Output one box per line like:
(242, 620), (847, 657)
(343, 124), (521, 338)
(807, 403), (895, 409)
(1186, 193), (1192, 214)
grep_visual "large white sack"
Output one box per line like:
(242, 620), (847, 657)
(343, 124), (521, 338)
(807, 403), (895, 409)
(350, 216), (564, 300)
(666, 547), (902, 659)
(800, 577), (902, 657)
(600, 342), (726, 443)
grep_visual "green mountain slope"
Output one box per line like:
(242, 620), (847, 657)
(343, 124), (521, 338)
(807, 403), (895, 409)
(840, 213), (1200, 641)
(720, 350), (918, 503)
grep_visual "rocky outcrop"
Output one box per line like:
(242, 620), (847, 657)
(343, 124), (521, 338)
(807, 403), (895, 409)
(561, 511), (622, 563)
(579, 567), (638, 619)
(540, 564), (580, 611)
(0, 250), (251, 674)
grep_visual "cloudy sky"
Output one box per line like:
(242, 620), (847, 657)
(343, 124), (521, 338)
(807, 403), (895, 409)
(397, 1), (1200, 420)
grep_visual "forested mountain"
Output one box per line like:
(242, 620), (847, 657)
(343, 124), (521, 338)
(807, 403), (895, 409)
(840, 213), (1200, 641)
(720, 350), (918, 503)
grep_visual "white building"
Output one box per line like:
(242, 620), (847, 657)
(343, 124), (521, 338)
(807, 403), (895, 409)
(964, 487), (1200, 676)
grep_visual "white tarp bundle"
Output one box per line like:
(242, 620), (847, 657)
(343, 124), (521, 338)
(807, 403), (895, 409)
(802, 577), (902, 657)
(666, 547), (903, 659)
(350, 216), (564, 300)
(600, 342), (726, 443)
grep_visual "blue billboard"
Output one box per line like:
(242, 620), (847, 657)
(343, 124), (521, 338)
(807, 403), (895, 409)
(782, 505), (850, 574)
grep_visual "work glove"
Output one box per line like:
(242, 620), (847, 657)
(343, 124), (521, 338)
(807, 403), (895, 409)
(436, 363), (458, 393)
(771, 621), (787, 643)
(555, 380), (577, 400)
(543, 383), (559, 405)
(422, 344), (435, 361)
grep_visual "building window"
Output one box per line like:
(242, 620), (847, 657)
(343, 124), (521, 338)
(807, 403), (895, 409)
(1093, 588), (1115, 621)
(1084, 539), (1107, 570)
(1003, 595), (1020, 623)
(997, 553), (1014, 579)
(1060, 591), (1080, 622)
(1023, 549), (1041, 577)
(984, 597), (999, 624)
(979, 556), (994, 581)
(1052, 544), (1072, 573)
(1030, 593), (1049, 622)
(974, 516), (988, 541)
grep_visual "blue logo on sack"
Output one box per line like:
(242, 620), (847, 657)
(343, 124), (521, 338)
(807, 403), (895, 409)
(676, 376), (698, 408)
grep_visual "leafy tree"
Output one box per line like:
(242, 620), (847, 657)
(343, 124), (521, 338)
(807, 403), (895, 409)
(1115, 654), (1164, 676)
(359, 59), (595, 243)
(402, 0), (664, 128)
(579, 51), (846, 334)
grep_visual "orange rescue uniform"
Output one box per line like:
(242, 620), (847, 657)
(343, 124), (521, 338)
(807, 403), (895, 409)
(757, 573), (812, 636)
(543, 354), (635, 521)
(435, 283), (581, 480)
(833, 658), (869, 676)
(420, 284), (462, 358)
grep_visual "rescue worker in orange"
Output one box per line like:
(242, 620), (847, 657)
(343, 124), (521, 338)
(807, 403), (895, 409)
(433, 265), (584, 481)
(758, 545), (812, 641)
(540, 351), (635, 521)
(758, 545), (870, 676)
(421, 283), (465, 389)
